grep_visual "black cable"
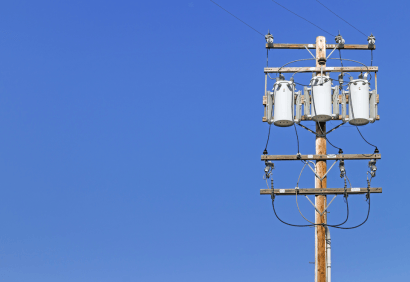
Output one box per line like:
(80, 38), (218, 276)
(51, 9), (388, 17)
(271, 1), (335, 37)
(315, 0), (367, 37)
(293, 123), (300, 154)
(332, 194), (370, 229)
(272, 197), (315, 227)
(355, 127), (378, 149)
(209, 0), (264, 37)
(264, 124), (272, 154)
(272, 193), (350, 228)
(338, 49), (343, 67)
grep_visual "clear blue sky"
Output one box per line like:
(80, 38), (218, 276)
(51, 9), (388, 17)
(0, 0), (408, 281)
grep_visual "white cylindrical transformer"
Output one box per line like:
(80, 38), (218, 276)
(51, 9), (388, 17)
(348, 79), (370, 125)
(273, 81), (294, 127)
(310, 75), (332, 122)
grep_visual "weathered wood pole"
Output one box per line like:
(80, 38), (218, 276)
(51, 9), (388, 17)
(315, 35), (327, 282)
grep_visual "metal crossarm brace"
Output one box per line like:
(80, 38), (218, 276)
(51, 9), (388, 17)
(305, 160), (338, 181)
(303, 194), (337, 216)
(297, 122), (346, 137)
(326, 123), (345, 134)
(297, 123), (322, 136)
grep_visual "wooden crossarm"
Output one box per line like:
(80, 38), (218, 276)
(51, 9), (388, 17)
(260, 188), (382, 195)
(264, 66), (378, 73)
(261, 154), (381, 161)
(266, 43), (375, 50)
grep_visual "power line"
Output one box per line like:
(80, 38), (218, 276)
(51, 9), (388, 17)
(315, 0), (367, 37)
(271, 1), (335, 37)
(209, 0), (264, 37)
(264, 124), (272, 154)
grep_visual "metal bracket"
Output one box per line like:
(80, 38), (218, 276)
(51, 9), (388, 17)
(295, 90), (302, 123)
(304, 194), (337, 216)
(297, 123), (346, 137)
(305, 160), (338, 181)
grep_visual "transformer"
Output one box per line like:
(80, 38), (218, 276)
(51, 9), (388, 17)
(310, 75), (332, 122)
(272, 80), (294, 127)
(348, 78), (370, 125)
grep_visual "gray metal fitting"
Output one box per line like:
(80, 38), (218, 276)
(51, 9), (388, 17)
(335, 33), (345, 47)
(265, 31), (274, 44)
(368, 33), (376, 47)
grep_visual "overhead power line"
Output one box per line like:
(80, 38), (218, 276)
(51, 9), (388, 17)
(209, 0), (264, 37)
(271, 0), (335, 37)
(315, 0), (367, 37)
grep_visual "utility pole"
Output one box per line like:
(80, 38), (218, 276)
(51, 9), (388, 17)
(315, 36), (327, 282)
(260, 33), (382, 281)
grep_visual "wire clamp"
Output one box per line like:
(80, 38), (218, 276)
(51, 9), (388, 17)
(335, 32), (345, 48)
(368, 33), (376, 49)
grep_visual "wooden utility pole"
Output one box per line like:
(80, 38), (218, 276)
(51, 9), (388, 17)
(261, 35), (381, 282)
(315, 36), (327, 282)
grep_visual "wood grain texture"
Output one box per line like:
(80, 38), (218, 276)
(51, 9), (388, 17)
(315, 36), (326, 282)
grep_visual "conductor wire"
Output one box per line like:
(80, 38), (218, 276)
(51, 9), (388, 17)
(209, 0), (264, 37)
(315, 0), (367, 37)
(271, 0), (335, 37)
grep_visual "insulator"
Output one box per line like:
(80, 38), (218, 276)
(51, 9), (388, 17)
(265, 31), (274, 44)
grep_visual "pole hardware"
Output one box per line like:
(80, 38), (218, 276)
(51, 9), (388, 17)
(318, 57), (326, 65)
(339, 159), (346, 178)
(265, 31), (274, 44)
(335, 32), (345, 48)
(368, 159), (377, 178)
(304, 160), (338, 181)
(264, 160), (275, 179)
(368, 33), (376, 49)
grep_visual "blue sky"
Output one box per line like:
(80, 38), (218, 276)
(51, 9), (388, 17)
(0, 0), (408, 281)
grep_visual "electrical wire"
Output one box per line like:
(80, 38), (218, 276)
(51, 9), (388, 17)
(209, 0), (264, 37)
(315, 0), (367, 37)
(291, 84), (300, 154)
(271, 0), (335, 37)
(333, 57), (378, 150)
(272, 195), (351, 228)
(264, 124), (272, 154)
(272, 167), (371, 229)
(294, 162), (351, 227)
(331, 195), (370, 229)
(293, 122), (300, 154)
